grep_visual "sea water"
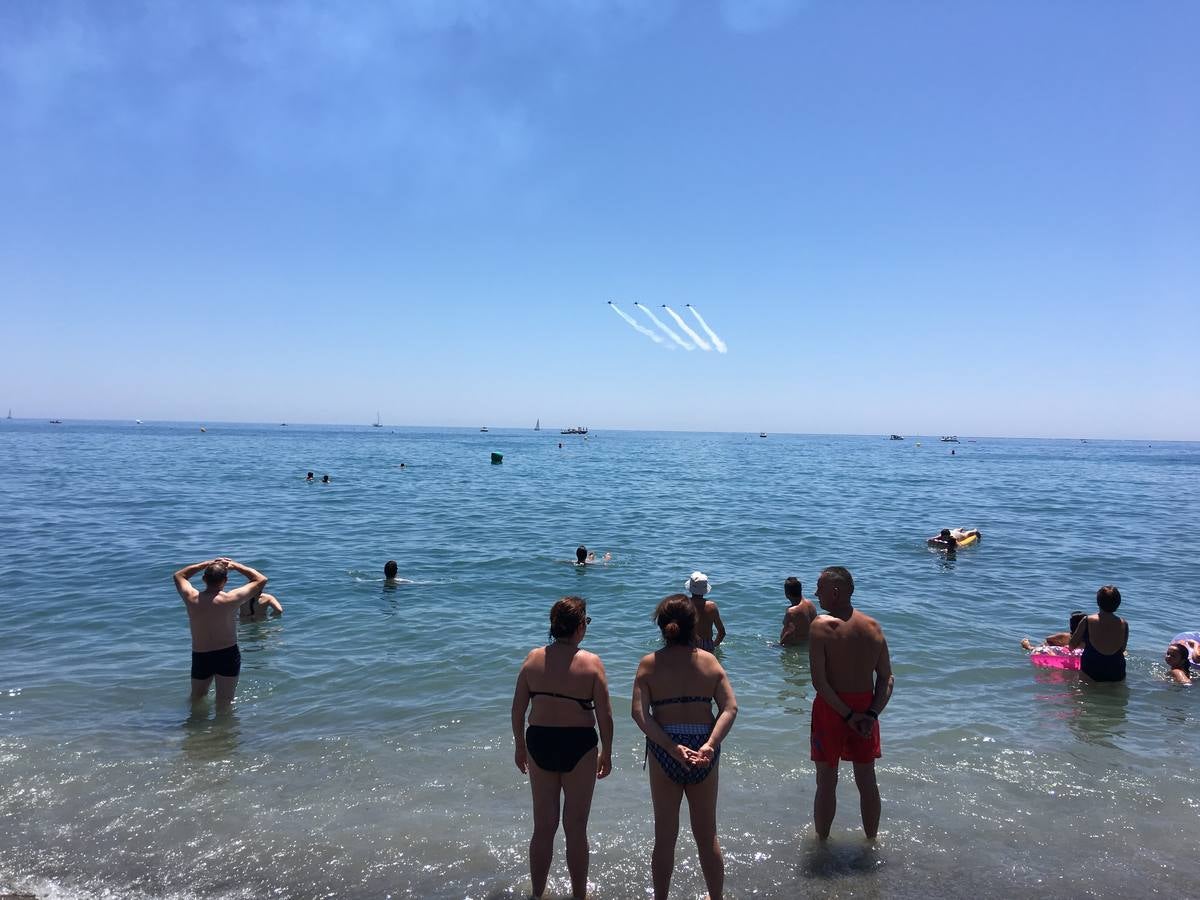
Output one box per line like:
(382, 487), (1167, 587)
(1, 422), (1197, 899)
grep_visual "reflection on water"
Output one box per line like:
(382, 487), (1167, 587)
(778, 645), (812, 717)
(181, 706), (242, 760)
(1066, 682), (1130, 750)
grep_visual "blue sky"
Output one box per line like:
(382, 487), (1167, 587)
(2, 1), (1196, 439)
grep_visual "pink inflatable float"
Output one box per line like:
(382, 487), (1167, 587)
(1030, 646), (1082, 670)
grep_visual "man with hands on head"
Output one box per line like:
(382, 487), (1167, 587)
(808, 566), (894, 840)
(174, 557), (268, 708)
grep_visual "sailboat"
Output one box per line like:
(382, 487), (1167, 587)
(5, 409), (11, 420)
(373, 412), (382, 428)
(534, 418), (540, 431)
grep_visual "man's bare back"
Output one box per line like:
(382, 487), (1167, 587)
(810, 610), (888, 692)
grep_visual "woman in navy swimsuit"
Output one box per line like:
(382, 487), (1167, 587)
(1069, 585), (1129, 682)
(512, 596), (614, 900)
(632, 595), (738, 899)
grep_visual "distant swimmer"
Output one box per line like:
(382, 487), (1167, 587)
(321, 474), (331, 484)
(1021, 611), (1086, 651)
(174, 558), (268, 708)
(927, 527), (980, 550)
(305, 471), (314, 482)
(384, 559), (416, 585)
(809, 566), (893, 840)
(779, 577), (817, 646)
(574, 545), (612, 566)
(240, 591), (283, 621)
(685, 571), (725, 652)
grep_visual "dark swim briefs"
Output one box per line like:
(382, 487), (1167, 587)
(190, 644), (242, 680)
(525, 725), (599, 772)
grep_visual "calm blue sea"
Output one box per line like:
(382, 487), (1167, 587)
(1, 421), (1197, 899)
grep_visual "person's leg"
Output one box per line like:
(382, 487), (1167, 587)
(813, 761), (839, 839)
(213, 675), (238, 708)
(560, 748), (599, 899)
(852, 761), (881, 839)
(528, 762), (562, 898)
(648, 756), (685, 900)
(684, 771), (723, 900)
(190, 677), (213, 702)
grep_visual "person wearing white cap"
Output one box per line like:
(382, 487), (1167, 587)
(684, 571), (726, 652)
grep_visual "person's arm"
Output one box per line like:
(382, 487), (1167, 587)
(592, 658), (614, 779)
(264, 594), (283, 616)
(808, 622), (853, 719)
(854, 637), (894, 737)
(712, 603), (726, 646)
(511, 661), (531, 773)
(631, 658), (693, 768)
(218, 559), (268, 604)
(1068, 617), (1088, 651)
(173, 560), (212, 601)
(1169, 669), (1191, 684)
(693, 665), (737, 765)
(780, 610), (796, 645)
(1044, 631), (1070, 647)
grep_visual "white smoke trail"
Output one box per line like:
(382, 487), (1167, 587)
(635, 302), (694, 350)
(662, 306), (711, 351)
(609, 302), (665, 345)
(686, 304), (727, 353)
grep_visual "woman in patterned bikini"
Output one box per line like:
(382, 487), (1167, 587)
(632, 594), (738, 899)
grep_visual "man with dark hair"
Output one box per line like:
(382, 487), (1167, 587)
(384, 560), (399, 582)
(780, 577), (817, 645)
(809, 565), (893, 839)
(174, 557), (268, 707)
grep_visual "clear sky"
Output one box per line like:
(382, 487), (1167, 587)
(2, 1), (1196, 439)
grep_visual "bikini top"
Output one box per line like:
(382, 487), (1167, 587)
(651, 695), (712, 708)
(529, 690), (595, 711)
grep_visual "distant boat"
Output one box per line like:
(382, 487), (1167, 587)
(373, 412), (382, 428)
(5, 409), (11, 420)
(940, 436), (959, 443)
(199, 426), (206, 433)
(280, 423), (287, 427)
(889, 434), (904, 441)
(561, 426), (588, 435)
(534, 418), (540, 431)
(135, 419), (143, 425)
(480, 426), (489, 432)
(49, 419), (63, 424)
(759, 432), (768, 438)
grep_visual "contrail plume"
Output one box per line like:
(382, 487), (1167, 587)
(662, 306), (711, 351)
(686, 304), (727, 353)
(635, 302), (694, 350)
(609, 302), (665, 345)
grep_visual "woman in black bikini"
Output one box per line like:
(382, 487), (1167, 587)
(1069, 585), (1129, 682)
(632, 595), (737, 900)
(511, 596), (614, 900)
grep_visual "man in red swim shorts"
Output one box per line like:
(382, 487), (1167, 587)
(808, 566), (894, 839)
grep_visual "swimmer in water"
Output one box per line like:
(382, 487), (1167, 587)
(1021, 611), (1086, 651)
(685, 571), (725, 652)
(240, 592), (283, 621)
(305, 471), (314, 482)
(384, 560), (401, 583)
(780, 577), (818, 646)
(927, 527), (980, 550)
(1165, 643), (1192, 684)
(321, 474), (331, 484)
(573, 546), (611, 566)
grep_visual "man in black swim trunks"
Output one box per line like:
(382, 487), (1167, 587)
(174, 557), (268, 708)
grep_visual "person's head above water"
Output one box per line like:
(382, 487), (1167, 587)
(306, 471), (314, 480)
(1096, 585), (1122, 613)
(549, 595), (589, 641)
(384, 560), (398, 580)
(940, 528), (953, 539)
(654, 594), (696, 646)
(322, 474), (330, 483)
(576, 545), (588, 564)
(1069, 610), (1087, 633)
(784, 577), (804, 602)
(1166, 643), (1190, 672)
(202, 559), (229, 589)
(684, 571), (710, 597)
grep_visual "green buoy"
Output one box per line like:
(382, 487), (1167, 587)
(491, 452), (503, 464)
